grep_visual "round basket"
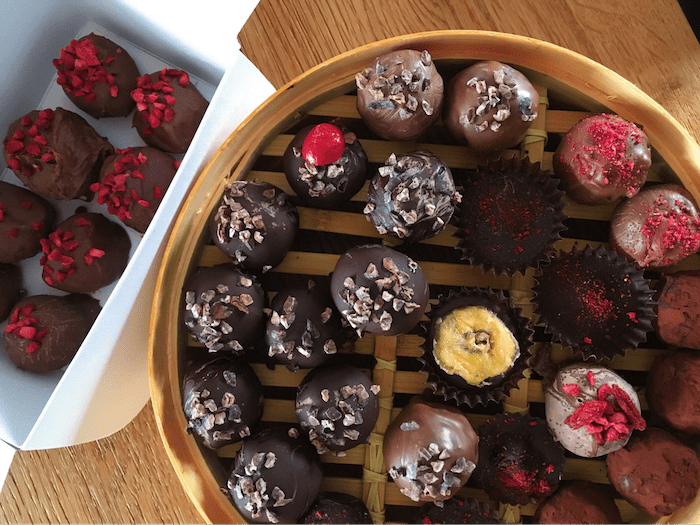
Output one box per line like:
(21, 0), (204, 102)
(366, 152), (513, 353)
(149, 30), (700, 524)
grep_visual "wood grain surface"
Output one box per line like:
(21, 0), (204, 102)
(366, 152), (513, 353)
(1, 0), (700, 523)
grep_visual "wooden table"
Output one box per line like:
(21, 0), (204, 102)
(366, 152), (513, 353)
(1, 0), (699, 522)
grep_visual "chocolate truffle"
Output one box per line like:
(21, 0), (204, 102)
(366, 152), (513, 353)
(39, 211), (131, 293)
(330, 244), (429, 336)
(655, 270), (700, 349)
(296, 363), (380, 454)
(3, 293), (100, 373)
(0, 263), (22, 322)
(383, 397), (479, 503)
(265, 279), (342, 371)
(443, 61), (539, 153)
(53, 33), (140, 119)
(364, 151), (461, 243)
(227, 426), (323, 524)
(183, 263), (265, 353)
(416, 496), (505, 524)
(646, 349), (700, 435)
(475, 413), (565, 506)
(131, 67), (208, 153)
(3, 108), (114, 200)
(545, 363), (646, 458)
(533, 480), (623, 524)
(299, 491), (372, 524)
(210, 180), (299, 273)
(553, 113), (651, 205)
(182, 355), (264, 450)
(0, 181), (55, 263)
(355, 49), (443, 141)
(283, 123), (368, 208)
(606, 427), (700, 517)
(610, 183), (700, 268)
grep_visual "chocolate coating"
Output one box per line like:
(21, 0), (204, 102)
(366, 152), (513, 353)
(364, 151), (461, 242)
(210, 180), (299, 273)
(0, 181), (55, 263)
(383, 397), (479, 503)
(182, 355), (264, 450)
(330, 244), (429, 336)
(0, 263), (22, 322)
(39, 211), (131, 293)
(3, 293), (100, 373)
(227, 426), (323, 524)
(533, 480), (623, 524)
(655, 271), (700, 349)
(417, 496), (505, 524)
(444, 61), (539, 153)
(3, 107), (114, 200)
(296, 363), (380, 454)
(610, 184), (700, 268)
(299, 491), (372, 524)
(553, 113), (651, 205)
(355, 49), (443, 141)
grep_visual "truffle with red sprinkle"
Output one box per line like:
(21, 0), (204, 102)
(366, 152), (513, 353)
(416, 496), (505, 524)
(0, 181), (55, 263)
(299, 492), (373, 524)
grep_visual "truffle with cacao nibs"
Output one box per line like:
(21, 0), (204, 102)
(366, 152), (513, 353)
(182, 354), (264, 450)
(2, 107), (114, 200)
(364, 151), (461, 243)
(295, 363), (380, 454)
(183, 263), (265, 354)
(131, 67), (208, 153)
(299, 491), (373, 525)
(330, 244), (429, 336)
(53, 33), (140, 119)
(0, 263), (22, 322)
(356, 49), (443, 141)
(210, 180), (299, 274)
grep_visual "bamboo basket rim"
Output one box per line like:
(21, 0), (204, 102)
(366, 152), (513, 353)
(148, 30), (700, 524)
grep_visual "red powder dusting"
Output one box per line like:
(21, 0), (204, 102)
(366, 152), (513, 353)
(587, 114), (641, 190)
(640, 196), (700, 257)
(498, 464), (553, 495)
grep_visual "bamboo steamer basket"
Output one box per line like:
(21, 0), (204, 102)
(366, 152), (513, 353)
(149, 31), (700, 524)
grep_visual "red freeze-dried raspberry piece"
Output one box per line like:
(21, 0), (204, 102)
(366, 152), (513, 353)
(562, 383), (581, 396)
(53, 37), (117, 99)
(564, 399), (608, 429)
(4, 304), (48, 354)
(302, 123), (345, 166)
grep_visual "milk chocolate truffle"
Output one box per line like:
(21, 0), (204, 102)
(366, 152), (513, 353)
(131, 67), (208, 153)
(296, 363), (380, 454)
(533, 480), (623, 524)
(610, 183), (700, 268)
(227, 426), (323, 524)
(183, 263), (265, 353)
(3, 294), (100, 373)
(182, 355), (264, 450)
(53, 33), (140, 118)
(0, 181), (55, 263)
(93, 146), (179, 233)
(355, 49), (443, 141)
(0, 264), (22, 322)
(545, 363), (646, 458)
(364, 151), (461, 243)
(647, 349), (700, 435)
(299, 491), (372, 525)
(654, 270), (700, 349)
(283, 123), (368, 208)
(3, 108), (114, 200)
(39, 211), (131, 293)
(330, 244), (429, 336)
(443, 61), (539, 153)
(384, 397), (479, 503)
(554, 113), (651, 205)
(210, 180), (299, 273)
(265, 279), (342, 371)
(606, 427), (700, 517)
(417, 496), (504, 524)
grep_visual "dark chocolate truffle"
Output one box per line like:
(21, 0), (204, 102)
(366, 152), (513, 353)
(265, 279), (342, 371)
(364, 151), (461, 243)
(210, 180), (299, 273)
(0, 181), (55, 263)
(655, 270), (700, 349)
(182, 355), (264, 449)
(53, 33), (140, 119)
(606, 427), (700, 517)
(183, 263), (265, 353)
(39, 211), (131, 293)
(227, 426), (323, 524)
(299, 491), (372, 524)
(383, 397), (479, 503)
(553, 113), (651, 205)
(296, 363), (380, 454)
(131, 67), (208, 153)
(443, 61), (539, 153)
(610, 183), (700, 268)
(355, 49), (443, 141)
(3, 293), (100, 373)
(3, 107), (114, 200)
(533, 480), (623, 524)
(0, 263), (22, 322)
(283, 123), (368, 208)
(416, 496), (505, 524)
(330, 244), (429, 336)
